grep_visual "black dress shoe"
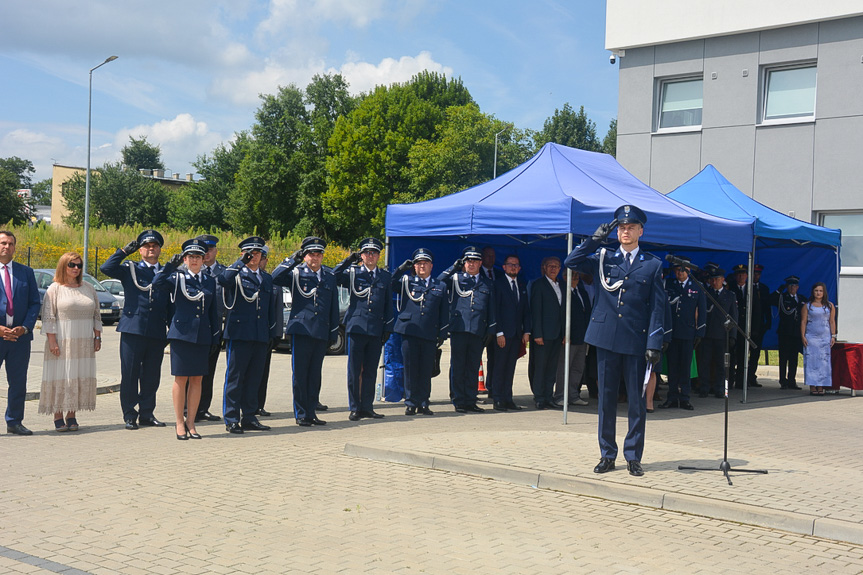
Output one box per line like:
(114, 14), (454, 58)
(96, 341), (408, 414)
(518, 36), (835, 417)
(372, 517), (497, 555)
(547, 400), (564, 410)
(196, 411), (221, 422)
(627, 460), (644, 476)
(124, 420), (139, 430)
(679, 401), (694, 410)
(698, 392), (708, 398)
(316, 402), (328, 411)
(139, 417), (166, 427)
(493, 401), (508, 412)
(714, 392), (725, 399)
(659, 400), (679, 409)
(241, 420), (271, 431)
(419, 406), (434, 416)
(296, 418), (313, 427)
(404, 406), (417, 416)
(454, 406), (468, 413)
(593, 458), (615, 474)
(226, 422), (244, 434)
(535, 402), (546, 410)
(788, 384), (802, 390)
(6, 423), (32, 436)
(506, 401), (523, 411)
(256, 408), (271, 417)
(749, 381), (762, 388)
(310, 417), (326, 425)
(465, 404), (485, 413)
(359, 410), (384, 419)
(349, 411), (361, 421)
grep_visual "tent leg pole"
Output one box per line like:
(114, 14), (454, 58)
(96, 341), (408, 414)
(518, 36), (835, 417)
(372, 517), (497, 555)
(563, 233), (573, 425)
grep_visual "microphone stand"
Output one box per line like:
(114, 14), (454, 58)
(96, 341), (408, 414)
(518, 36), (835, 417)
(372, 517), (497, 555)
(672, 265), (767, 485)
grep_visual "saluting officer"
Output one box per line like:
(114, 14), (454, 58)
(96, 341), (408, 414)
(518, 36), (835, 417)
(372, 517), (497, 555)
(272, 237), (340, 427)
(771, 275), (804, 390)
(660, 257), (706, 410)
(101, 230), (172, 430)
(152, 238), (220, 440)
(392, 248), (449, 416)
(333, 237), (393, 422)
(437, 246), (497, 413)
(217, 236), (276, 434)
(564, 205), (665, 477)
(699, 266), (738, 398)
(193, 234), (226, 423)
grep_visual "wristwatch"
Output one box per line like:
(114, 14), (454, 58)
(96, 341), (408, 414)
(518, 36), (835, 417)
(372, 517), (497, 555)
(21, 326), (29, 335)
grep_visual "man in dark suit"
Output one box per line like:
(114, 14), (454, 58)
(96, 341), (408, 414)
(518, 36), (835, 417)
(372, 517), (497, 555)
(272, 237), (340, 427)
(530, 256), (565, 410)
(101, 230), (172, 430)
(438, 246), (496, 413)
(700, 267), (738, 398)
(333, 237), (393, 421)
(479, 246), (498, 401)
(729, 264), (762, 389)
(749, 264), (771, 385)
(554, 271), (591, 407)
(392, 248), (449, 416)
(194, 234), (226, 422)
(565, 205), (665, 477)
(490, 254), (531, 411)
(217, 236), (276, 434)
(0, 231), (41, 435)
(660, 258), (706, 410)
(771, 275), (804, 390)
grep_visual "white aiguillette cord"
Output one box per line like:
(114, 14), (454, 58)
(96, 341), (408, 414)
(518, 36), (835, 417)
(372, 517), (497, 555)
(598, 248), (624, 292)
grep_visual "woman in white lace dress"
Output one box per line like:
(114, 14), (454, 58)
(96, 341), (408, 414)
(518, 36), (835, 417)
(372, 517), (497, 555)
(38, 252), (102, 431)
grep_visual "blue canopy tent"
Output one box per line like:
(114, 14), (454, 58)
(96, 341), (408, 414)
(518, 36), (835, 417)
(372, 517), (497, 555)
(667, 165), (842, 356)
(384, 143), (756, 411)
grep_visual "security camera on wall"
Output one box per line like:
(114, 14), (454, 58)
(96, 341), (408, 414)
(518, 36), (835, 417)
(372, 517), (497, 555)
(610, 53), (616, 65)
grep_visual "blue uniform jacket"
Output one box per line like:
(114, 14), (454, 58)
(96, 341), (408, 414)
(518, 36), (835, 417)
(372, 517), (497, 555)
(494, 274), (531, 339)
(333, 259), (394, 337)
(217, 259), (276, 343)
(152, 262), (220, 345)
(272, 259), (340, 343)
(391, 271), (449, 342)
(1, 262), (41, 339)
(706, 287), (739, 341)
(436, 265), (497, 338)
(100, 249), (171, 340)
(183, 261), (227, 339)
(665, 277), (707, 340)
(564, 239), (665, 355)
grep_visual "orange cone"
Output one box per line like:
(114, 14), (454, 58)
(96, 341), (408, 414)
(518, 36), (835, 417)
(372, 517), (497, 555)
(477, 362), (488, 393)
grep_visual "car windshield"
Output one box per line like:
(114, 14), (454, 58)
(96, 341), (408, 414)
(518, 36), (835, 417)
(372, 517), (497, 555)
(82, 274), (108, 292)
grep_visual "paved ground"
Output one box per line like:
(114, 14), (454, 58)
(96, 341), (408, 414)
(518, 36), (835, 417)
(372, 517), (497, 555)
(1, 329), (862, 574)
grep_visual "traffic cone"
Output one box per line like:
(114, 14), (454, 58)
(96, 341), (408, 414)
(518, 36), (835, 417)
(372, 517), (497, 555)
(477, 362), (488, 393)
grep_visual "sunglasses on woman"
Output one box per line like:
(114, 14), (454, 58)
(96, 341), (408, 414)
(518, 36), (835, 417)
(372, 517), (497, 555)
(67, 262), (83, 269)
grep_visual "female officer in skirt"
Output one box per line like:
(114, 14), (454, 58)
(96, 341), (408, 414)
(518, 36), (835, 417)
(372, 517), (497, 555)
(153, 238), (220, 440)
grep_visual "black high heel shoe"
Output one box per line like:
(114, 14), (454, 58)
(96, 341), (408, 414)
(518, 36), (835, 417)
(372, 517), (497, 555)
(185, 423), (202, 439)
(176, 431), (188, 440)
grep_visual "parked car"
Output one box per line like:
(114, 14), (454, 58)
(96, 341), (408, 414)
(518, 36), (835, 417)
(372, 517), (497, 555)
(34, 269), (121, 325)
(275, 284), (350, 355)
(100, 278), (125, 307)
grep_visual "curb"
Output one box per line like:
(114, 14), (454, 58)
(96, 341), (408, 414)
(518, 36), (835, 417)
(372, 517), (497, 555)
(344, 442), (863, 546)
(25, 383), (119, 402)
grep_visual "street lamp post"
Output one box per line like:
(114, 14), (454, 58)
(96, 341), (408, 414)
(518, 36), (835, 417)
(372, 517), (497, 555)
(493, 125), (512, 179)
(83, 55), (118, 275)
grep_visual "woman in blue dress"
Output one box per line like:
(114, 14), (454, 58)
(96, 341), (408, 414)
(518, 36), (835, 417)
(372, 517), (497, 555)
(800, 282), (836, 396)
(153, 239), (220, 439)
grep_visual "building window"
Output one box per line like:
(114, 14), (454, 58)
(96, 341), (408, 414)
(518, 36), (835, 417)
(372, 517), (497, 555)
(763, 64), (816, 122)
(657, 77), (703, 130)
(821, 213), (862, 270)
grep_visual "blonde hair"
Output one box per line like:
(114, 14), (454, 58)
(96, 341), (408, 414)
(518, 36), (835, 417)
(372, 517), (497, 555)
(54, 252), (84, 286)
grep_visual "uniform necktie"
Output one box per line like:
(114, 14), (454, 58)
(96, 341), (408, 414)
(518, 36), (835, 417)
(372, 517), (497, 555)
(625, 252), (632, 271)
(2, 265), (13, 317)
(467, 275), (476, 289)
(204, 266), (211, 277)
(511, 278), (518, 301)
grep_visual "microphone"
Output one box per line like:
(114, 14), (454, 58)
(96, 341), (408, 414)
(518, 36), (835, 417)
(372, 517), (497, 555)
(665, 254), (701, 272)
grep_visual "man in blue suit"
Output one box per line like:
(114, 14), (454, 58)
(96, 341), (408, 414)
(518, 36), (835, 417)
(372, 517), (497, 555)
(490, 254), (531, 412)
(272, 236), (340, 427)
(660, 258), (706, 410)
(0, 231), (41, 435)
(564, 205), (665, 477)
(530, 257), (565, 410)
(217, 236), (276, 434)
(333, 237), (393, 422)
(392, 248), (449, 416)
(101, 230), (172, 430)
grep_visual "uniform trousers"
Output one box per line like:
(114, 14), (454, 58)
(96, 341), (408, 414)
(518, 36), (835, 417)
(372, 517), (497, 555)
(223, 339), (267, 424)
(346, 333), (383, 412)
(449, 332), (484, 408)
(699, 337), (728, 395)
(531, 337), (561, 404)
(291, 335), (327, 421)
(490, 335), (522, 404)
(257, 339), (277, 411)
(596, 347), (646, 462)
(1, 338), (31, 426)
(196, 342), (221, 416)
(666, 338), (695, 403)
(402, 337), (435, 408)
(554, 343), (587, 403)
(119, 332), (165, 422)
(778, 333), (802, 387)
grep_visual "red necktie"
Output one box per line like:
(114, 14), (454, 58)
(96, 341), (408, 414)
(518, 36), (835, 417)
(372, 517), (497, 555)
(3, 265), (13, 317)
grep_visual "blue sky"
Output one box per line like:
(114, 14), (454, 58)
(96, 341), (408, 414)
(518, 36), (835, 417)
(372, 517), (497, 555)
(0, 0), (617, 183)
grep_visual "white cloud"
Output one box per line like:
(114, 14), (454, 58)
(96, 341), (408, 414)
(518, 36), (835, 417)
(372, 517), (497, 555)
(115, 114), (225, 175)
(338, 51), (453, 94)
(257, 0), (386, 38)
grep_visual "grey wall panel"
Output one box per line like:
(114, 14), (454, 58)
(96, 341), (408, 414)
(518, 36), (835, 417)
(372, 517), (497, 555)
(700, 126), (757, 195)
(649, 132), (702, 192)
(815, 17), (863, 119)
(617, 47), (656, 135)
(616, 133), (653, 184)
(753, 124), (815, 218)
(759, 23), (819, 64)
(654, 40), (704, 77)
(702, 33), (761, 127)
(837, 277), (863, 343)
(813, 116), (863, 211)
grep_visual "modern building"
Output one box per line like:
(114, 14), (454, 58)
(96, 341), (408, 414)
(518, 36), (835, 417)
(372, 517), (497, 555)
(606, 0), (863, 341)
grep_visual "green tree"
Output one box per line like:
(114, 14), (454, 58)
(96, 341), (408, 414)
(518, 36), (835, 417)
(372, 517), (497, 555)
(61, 163), (168, 227)
(121, 136), (165, 171)
(602, 118), (617, 157)
(0, 169), (28, 224)
(534, 103), (601, 152)
(30, 178), (53, 205)
(0, 156), (36, 189)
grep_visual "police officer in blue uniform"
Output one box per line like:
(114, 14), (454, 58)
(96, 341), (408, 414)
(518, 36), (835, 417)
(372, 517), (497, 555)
(564, 205), (665, 477)
(272, 237), (340, 427)
(101, 230), (172, 430)
(152, 238), (220, 440)
(771, 275), (804, 390)
(255, 246), (284, 416)
(700, 266), (738, 398)
(392, 248), (449, 416)
(217, 236), (276, 434)
(193, 234), (226, 422)
(660, 257), (706, 410)
(333, 237), (393, 422)
(438, 246), (497, 413)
